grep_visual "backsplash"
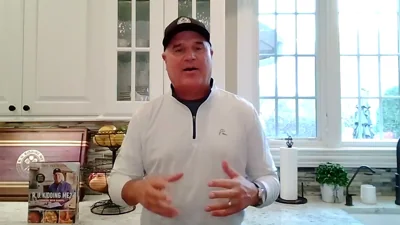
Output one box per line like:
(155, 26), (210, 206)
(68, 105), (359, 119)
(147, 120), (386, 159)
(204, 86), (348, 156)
(288, 167), (396, 197)
(0, 121), (396, 197)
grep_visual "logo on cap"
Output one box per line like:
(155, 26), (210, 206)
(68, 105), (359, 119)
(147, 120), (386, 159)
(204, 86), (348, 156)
(177, 17), (191, 25)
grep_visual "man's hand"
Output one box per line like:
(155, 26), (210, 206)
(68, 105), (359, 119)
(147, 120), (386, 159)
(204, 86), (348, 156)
(134, 173), (184, 218)
(205, 161), (259, 217)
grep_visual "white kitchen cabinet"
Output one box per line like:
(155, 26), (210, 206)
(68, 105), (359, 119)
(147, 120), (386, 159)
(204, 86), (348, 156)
(0, 0), (106, 119)
(0, 0), (24, 116)
(21, 0), (105, 117)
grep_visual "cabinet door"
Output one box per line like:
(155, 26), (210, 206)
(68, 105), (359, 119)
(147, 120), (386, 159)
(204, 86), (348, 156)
(0, 0), (23, 116)
(163, 0), (225, 91)
(21, 0), (105, 116)
(103, 0), (164, 118)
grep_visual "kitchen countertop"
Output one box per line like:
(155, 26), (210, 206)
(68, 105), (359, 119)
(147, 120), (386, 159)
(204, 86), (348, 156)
(1, 195), (399, 225)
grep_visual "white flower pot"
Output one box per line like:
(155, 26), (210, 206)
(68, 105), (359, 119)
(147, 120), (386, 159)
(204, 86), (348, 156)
(320, 184), (345, 203)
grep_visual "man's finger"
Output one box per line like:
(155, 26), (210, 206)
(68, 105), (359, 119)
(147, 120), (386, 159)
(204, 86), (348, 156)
(211, 207), (238, 217)
(222, 160), (239, 179)
(167, 173), (184, 182)
(150, 178), (169, 189)
(151, 201), (179, 218)
(157, 201), (179, 217)
(208, 179), (236, 189)
(204, 201), (232, 212)
(209, 189), (237, 199)
(147, 187), (170, 202)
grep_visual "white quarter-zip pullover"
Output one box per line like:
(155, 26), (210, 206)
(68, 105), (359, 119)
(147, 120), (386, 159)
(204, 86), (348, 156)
(108, 85), (280, 225)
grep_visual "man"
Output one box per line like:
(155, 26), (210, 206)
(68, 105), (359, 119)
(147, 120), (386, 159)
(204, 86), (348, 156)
(48, 168), (74, 209)
(108, 16), (280, 225)
(48, 168), (72, 193)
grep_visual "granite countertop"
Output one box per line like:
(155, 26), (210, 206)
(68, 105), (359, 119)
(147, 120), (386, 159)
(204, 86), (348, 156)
(0, 195), (399, 225)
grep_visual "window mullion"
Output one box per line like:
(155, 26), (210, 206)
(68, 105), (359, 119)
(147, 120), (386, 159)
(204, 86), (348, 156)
(316, 0), (342, 147)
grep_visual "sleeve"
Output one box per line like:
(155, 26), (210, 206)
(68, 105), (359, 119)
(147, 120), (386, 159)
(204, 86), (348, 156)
(245, 106), (280, 208)
(107, 112), (145, 207)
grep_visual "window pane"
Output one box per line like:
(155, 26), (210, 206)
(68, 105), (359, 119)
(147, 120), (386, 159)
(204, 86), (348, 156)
(259, 0), (275, 14)
(338, 13), (358, 55)
(341, 98), (358, 141)
(259, 99), (276, 137)
(136, 0), (150, 47)
(117, 51), (131, 101)
(297, 14), (315, 55)
(378, 14), (398, 54)
(380, 57), (400, 97)
(135, 52), (150, 101)
(354, 98), (379, 139)
(297, 56), (315, 97)
(340, 56), (358, 97)
(277, 0), (295, 13)
(359, 56), (379, 97)
(277, 99), (296, 137)
(359, 14), (379, 55)
(259, 57), (276, 97)
(381, 97), (400, 139)
(298, 99), (316, 138)
(178, 0), (192, 17)
(277, 56), (296, 97)
(196, 0), (210, 30)
(276, 15), (296, 55)
(296, 0), (315, 13)
(259, 14), (276, 58)
(118, 0), (132, 47)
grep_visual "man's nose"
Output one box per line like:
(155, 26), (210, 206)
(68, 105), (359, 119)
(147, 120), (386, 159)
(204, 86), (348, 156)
(183, 51), (196, 61)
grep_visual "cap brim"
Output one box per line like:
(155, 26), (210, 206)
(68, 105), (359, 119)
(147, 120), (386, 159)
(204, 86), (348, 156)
(163, 24), (210, 49)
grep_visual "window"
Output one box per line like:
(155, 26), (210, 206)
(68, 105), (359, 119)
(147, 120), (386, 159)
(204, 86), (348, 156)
(258, 0), (317, 139)
(338, 0), (400, 142)
(258, 0), (399, 146)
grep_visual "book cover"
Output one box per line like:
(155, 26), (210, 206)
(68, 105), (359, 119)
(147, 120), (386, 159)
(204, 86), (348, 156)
(27, 162), (80, 224)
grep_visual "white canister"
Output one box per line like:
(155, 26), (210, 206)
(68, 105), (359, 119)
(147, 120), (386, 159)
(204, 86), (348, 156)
(360, 184), (377, 204)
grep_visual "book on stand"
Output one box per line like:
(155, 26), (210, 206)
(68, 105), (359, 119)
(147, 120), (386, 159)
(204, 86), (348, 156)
(27, 162), (80, 224)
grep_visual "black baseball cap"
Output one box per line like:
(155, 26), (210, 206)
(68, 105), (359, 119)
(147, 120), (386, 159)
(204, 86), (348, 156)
(53, 168), (61, 174)
(162, 16), (211, 50)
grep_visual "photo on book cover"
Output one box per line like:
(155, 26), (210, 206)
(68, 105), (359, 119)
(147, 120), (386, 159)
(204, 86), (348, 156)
(27, 162), (80, 223)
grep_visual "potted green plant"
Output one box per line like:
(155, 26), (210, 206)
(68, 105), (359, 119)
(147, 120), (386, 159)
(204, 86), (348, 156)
(316, 162), (349, 203)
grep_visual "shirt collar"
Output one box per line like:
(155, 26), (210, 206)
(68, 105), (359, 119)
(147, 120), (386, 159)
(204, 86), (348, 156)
(171, 78), (214, 102)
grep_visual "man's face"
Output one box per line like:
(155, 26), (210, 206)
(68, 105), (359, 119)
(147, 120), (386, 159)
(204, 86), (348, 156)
(53, 173), (62, 183)
(162, 31), (213, 91)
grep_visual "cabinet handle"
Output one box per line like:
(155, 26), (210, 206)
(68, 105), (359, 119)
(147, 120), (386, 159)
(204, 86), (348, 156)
(23, 105), (30, 111)
(8, 105), (16, 111)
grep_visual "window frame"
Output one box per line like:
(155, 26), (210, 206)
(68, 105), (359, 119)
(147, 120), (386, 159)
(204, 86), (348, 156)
(233, 0), (397, 168)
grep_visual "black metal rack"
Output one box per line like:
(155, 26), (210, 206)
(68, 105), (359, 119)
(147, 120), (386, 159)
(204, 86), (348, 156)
(87, 129), (135, 215)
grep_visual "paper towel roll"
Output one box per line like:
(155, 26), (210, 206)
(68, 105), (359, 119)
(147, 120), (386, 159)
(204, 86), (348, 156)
(279, 147), (298, 200)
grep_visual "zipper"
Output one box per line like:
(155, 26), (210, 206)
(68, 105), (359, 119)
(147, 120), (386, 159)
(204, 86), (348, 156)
(192, 115), (197, 139)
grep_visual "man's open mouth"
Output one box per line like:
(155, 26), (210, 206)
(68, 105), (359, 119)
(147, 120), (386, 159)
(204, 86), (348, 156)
(183, 67), (198, 71)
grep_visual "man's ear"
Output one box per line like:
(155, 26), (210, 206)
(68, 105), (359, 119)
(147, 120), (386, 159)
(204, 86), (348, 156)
(161, 52), (166, 61)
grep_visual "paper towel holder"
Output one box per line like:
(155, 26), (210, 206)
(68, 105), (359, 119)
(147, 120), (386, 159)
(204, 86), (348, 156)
(285, 135), (294, 148)
(276, 182), (308, 204)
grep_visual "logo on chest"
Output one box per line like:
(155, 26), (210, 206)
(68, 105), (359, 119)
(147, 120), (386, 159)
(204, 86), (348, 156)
(219, 129), (227, 136)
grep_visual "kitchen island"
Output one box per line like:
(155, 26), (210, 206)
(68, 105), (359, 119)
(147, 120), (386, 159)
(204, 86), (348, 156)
(0, 195), (397, 224)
